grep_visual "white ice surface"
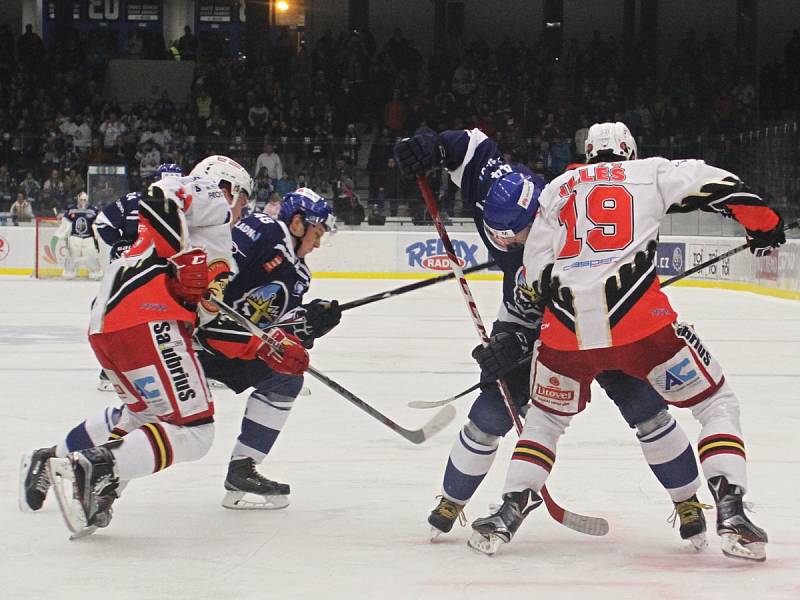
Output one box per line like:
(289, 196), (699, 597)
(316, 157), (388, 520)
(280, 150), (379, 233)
(0, 276), (799, 600)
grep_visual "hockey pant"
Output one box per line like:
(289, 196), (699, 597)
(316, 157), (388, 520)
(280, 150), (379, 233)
(69, 321), (217, 481)
(504, 322), (745, 498)
(442, 357), (700, 504)
(199, 349), (304, 464)
(64, 235), (102, 279)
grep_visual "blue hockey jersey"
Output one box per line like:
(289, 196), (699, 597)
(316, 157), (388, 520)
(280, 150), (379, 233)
(439, 128), (546, 327)
(95, 191), (141, 246)
(62, 204), (100, 239)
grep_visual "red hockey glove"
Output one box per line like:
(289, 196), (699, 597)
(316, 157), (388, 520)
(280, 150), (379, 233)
(255, 328), (310, 376)
(167, 247), (208, 304)
(746, 214), (785, 257)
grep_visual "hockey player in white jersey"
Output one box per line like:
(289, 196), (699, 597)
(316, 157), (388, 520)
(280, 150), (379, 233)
(57, 191), (103, 280)
(469, 122), (785, 561)
(20, 156), (309, 538)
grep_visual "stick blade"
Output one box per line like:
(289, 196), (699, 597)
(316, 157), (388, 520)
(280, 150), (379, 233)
(408, 397), (455, 409)
(399, 405), (456, 444)
(540, 485), (609, 536)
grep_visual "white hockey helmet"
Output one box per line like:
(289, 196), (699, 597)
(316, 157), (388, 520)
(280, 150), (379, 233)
(190, 155), (253, 199)
(76, 191), (88, 207)
(585, 122), (637, 162)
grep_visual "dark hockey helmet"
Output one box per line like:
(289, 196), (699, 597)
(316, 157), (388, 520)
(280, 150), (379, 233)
(484, 172), (541, 240)
(279, 188), (337, 233)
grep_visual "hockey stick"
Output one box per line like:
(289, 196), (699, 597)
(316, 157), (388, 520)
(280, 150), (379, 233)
(661, 219), (800, 287)
(339, 260), (496, 311)
(408, 352), (533, 409)
(415, 175), (608, 537)
(206, 295), (456, 444)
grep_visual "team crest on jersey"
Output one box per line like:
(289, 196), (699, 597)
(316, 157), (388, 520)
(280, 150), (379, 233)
(513, 267), (540, 317)
(200, 261), (233, 314)
(235, 282), (289, 328)
(75, 216), (89, 235)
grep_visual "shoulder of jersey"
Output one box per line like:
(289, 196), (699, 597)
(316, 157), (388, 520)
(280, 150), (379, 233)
(237, 212), (290, 240)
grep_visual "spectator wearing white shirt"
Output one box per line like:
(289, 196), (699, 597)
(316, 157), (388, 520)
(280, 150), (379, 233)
(136, 142), (161, 180)
(254, 142), (283, 180)
(99, 113), (126, 150)
(72, 115), (92, 151)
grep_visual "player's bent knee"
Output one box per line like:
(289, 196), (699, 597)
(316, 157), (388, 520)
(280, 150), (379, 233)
(464, 420), (500, 447)
(635, 409), (672, 437)
(174, 421), (215, 463)
(689, 382), (741, 422)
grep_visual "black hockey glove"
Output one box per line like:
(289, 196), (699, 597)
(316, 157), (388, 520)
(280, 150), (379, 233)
(110, 240), (132, 260)
(393, 133), (446, 175)
(472, 324), (534, 383)
(746, 215), (785, 257)
(288, 299), (342, 349)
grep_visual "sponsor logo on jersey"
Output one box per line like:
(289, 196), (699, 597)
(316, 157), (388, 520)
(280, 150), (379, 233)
(658, 357), (699, 392)
(534, 384), (574, 403)
(262, 255), (284, 272)
(152, 322), (196, 402)
(675, 324), (712, 366)
(405, 239), (479, 271)
(140, 303), (168, 312)
(0, 235), (8, 261)
(563, 256), (617, 270)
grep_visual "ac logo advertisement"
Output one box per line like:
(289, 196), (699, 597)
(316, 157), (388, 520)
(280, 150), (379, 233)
(655, 242), (685, 276)
(405, 238), (480, 271)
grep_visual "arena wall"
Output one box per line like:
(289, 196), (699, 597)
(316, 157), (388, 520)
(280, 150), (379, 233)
(1, 225), (798, 300)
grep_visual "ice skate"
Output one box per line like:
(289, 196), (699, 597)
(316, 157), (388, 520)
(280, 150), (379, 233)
(428, 496), (466, 540)
(222, 457), (290, 510)
(48, 446), (119, 539)
(669, 494), (711, 551)
(19, 446), (56, 512)
(468, 489), (542, 556)
(97, 371), (115, 392)
(708, 476), (767, 562)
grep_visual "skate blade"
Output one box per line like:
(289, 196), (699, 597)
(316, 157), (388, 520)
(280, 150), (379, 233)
(221, 490), (290, 510)
(688, 532), (708, 552)
(18, 453), (35, 513)
(467, 531), (505, 556)
(47, 458), (93, 538)
(720, 534), (766, 562)
(429, 526), (446, 542)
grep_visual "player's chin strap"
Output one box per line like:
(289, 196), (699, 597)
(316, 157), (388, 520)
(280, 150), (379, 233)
(661, 218), (800, 287)
(205, 294), (456, 444)
(415, 174), (609, 538)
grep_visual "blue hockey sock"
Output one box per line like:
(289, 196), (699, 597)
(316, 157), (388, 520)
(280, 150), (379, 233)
(231, 391), (295, 463)
(637, 413), (701, 502)
(442, 425), (499, 503)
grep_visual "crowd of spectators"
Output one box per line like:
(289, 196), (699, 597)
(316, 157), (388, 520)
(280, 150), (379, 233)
(1, 21), (798, 224)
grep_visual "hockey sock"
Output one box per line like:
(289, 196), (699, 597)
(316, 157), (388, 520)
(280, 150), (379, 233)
(502, 407), (569, 495)
(230, 391), (295, 463)
(691, 383), (747, 491)
(56, 407), (122, 457)
(442, 423), (499, 503)
(636, 411), (701, 502)
(112, 421), (213, 481)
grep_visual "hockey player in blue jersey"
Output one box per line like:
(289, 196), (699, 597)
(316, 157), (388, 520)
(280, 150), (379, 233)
(57, 191), (102, 280)
(395, 129), (709, 548)
(95, 163), (184, 259)
(195, 188), (340, 509)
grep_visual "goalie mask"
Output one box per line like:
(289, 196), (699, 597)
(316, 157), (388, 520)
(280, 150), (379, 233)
(585, 122), (637, 162)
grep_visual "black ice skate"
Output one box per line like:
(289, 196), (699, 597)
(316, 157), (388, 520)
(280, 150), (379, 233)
(708, 476), (768, 561)
(48, 446), (119, 539)
(669, 495), (711, 552)
(428, 496), (466, 540)
(222, 457), (291, 510)
(19, 446), (56, 512)
(468, 489), (542, 556)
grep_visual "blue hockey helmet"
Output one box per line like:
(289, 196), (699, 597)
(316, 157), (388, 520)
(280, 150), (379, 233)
(278, 188), (336, 233)
(483, 172), (541, 239)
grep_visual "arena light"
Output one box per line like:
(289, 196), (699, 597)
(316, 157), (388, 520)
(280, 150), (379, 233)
(276, 1), (289, 11)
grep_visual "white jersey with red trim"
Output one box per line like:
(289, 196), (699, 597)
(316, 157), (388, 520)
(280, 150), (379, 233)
(89, 175), (235, 335)
(523, 157), (752, 351)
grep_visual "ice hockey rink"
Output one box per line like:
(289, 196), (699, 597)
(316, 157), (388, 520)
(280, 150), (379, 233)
(1, 276), (798, 600)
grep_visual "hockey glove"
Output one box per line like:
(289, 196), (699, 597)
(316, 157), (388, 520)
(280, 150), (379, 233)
(393, 133), (446, 175)
(110, 240), (132, 260)
(472, 325), (534, 383)
(255, 328), (310, 376)
(746, 215), (785, 257)
(167, 247), (208, 304)
(285, 300), (342, 349)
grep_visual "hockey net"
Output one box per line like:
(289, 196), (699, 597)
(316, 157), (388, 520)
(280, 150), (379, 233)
(34, 216), (67, 278)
